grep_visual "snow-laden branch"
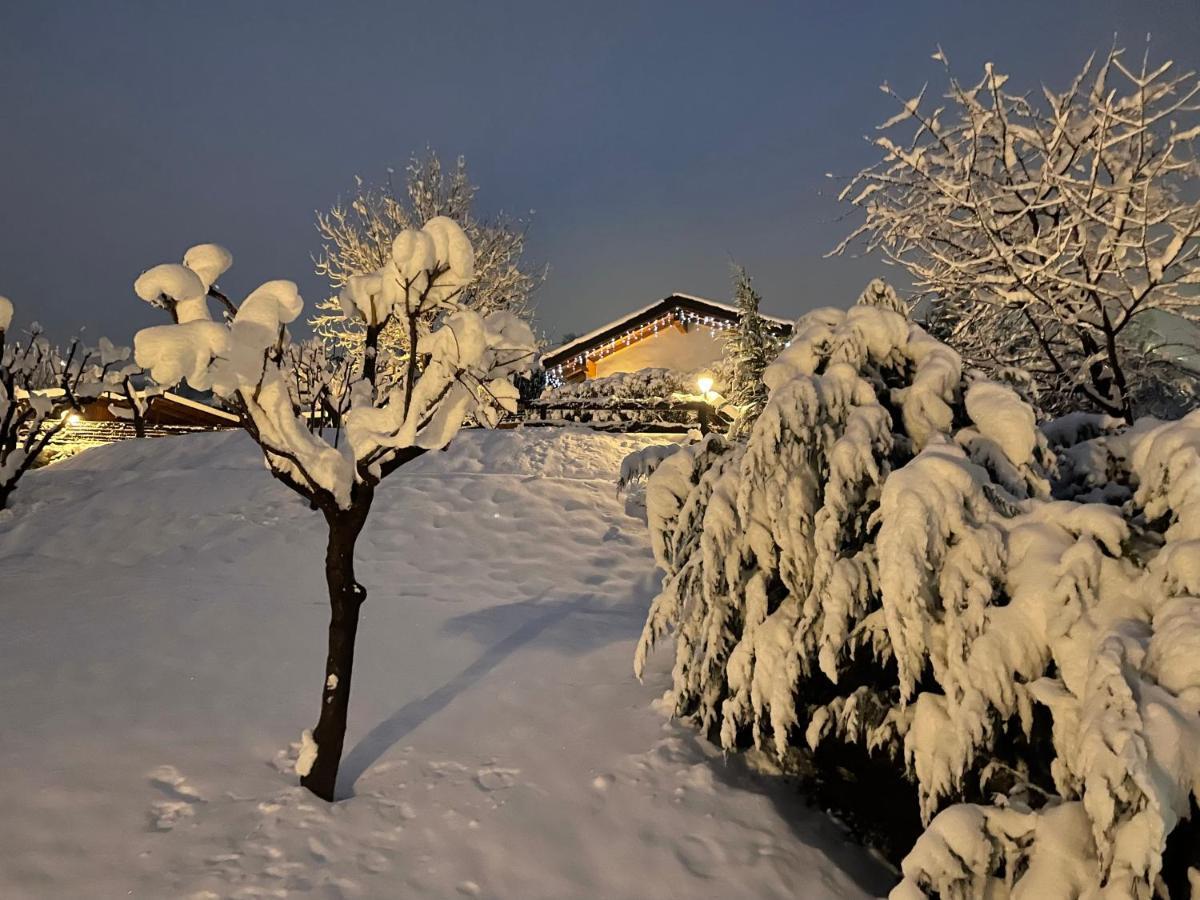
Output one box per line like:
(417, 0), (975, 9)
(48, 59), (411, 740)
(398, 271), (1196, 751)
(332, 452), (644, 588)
(309, 152), (543, 382)
(835, 45), (1200, 420)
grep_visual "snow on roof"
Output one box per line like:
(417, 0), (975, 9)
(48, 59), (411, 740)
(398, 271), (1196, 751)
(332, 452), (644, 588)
(669, 293), (794, 327)
(542, 293), (794, 364)
(14, 386), (239, 423)
(157, 391), (240, 423)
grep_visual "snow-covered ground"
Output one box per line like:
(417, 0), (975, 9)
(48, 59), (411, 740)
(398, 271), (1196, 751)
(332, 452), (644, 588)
(0, 428), (890, 899)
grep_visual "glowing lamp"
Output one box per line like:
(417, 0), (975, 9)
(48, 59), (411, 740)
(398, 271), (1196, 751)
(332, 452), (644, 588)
(697, 376), (714, 396)
(67, 413), (81, 427)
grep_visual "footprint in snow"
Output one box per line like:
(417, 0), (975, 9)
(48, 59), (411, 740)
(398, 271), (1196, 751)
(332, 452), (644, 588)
(359, 849), (391, 873)
(147, 764), (204, 831)
(149, 800), (196, 831)
(307, 836), (331, 862)
(149, 764), (204, 801)
(475, 767), (520, 791)
(673, 833), (727, 879)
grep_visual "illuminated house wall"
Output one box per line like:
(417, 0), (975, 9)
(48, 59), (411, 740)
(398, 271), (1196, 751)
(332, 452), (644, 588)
(593, 324), (726, 378)
(541, 294), (792, 386)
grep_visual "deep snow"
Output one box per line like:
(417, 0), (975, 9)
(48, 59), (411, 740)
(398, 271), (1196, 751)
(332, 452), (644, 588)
(0, 428), (889, 899)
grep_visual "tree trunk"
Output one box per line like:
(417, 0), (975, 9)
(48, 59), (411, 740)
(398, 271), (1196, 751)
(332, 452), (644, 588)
(132, 405), (147, 439)
(300, 488), (374, 801)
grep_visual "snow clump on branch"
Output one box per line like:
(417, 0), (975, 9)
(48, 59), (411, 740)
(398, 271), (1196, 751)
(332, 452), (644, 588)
(133, 216), (535, 509)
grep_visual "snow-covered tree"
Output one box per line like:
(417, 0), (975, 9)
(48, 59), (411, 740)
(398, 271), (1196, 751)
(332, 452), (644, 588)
(92, 337), (161, 440)
(723, 266), (780, 439)
(834, 45), (1200, 422)
(132, 220), (536, 801)
(310, 151), (543, 378)
(0, 301), (133, 510)
(636, 283), (1200, 896)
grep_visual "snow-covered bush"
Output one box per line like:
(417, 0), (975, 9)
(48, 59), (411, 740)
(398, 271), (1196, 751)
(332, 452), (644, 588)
(635, 284), (1200, 896)
(132, 219), (536, 800)
(536, 367), (729, 429)
(541, 367), (697, 405)
(0, 302), (132, 509)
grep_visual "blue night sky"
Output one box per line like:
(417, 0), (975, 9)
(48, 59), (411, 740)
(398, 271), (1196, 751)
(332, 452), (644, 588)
(2, 1), (1197, 344)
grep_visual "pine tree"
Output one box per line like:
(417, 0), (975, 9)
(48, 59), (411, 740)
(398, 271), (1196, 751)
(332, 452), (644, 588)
(724, 266), (777, 440)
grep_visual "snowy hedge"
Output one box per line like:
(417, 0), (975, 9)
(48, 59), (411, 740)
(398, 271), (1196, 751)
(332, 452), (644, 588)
(635, 287), (1200, 897)
(535, 367), (725, 427)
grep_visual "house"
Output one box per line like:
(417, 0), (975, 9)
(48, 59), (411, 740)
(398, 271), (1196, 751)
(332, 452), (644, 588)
(540, 293), (792, 385)
(42, 390), (239, 458)
(79, 390), (239, 430)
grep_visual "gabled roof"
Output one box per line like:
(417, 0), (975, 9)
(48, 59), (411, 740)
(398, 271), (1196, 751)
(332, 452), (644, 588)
(541, 293), (793, 369)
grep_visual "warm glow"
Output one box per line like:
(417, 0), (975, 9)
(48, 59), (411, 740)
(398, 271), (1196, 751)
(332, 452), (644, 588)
(697, 376), (714, 395)
(67, 413), (81, 427)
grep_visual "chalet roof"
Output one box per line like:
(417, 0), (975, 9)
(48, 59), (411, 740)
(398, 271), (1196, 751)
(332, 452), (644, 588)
(541, 293), (793, 369)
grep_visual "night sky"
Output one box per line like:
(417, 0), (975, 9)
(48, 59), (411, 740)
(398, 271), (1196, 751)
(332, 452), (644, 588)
(2, 1), (1197, 345)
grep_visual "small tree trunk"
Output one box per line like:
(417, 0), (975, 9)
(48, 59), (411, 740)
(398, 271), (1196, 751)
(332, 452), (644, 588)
(300, 489), (374, 801)
(132, 405), (147, 439)
(120, 379), (147, 438)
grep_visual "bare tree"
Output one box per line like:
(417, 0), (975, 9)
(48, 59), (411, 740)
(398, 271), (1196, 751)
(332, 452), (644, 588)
(133, 220), (536, 801)
(0, 299), (117, 510)
(834, 44), (1200, 420)
(91, 337), (161, 439)
(310, 151), (543, 385)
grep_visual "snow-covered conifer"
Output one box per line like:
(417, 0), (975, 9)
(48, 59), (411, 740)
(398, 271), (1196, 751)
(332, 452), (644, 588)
(723, 266), (779, 440)
(132, 217), (536, 800)
(636, 282), (1200, 896)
